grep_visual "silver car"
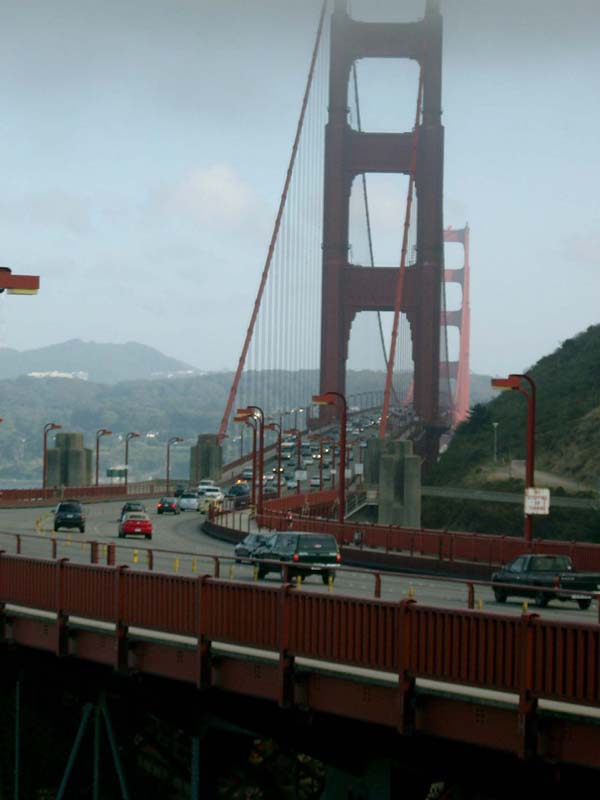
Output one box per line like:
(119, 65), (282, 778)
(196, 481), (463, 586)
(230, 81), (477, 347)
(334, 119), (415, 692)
(179, 492), (200, 512)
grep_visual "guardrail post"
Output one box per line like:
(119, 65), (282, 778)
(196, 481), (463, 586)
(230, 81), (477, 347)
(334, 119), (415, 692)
(114, 565), (129, 673)
(397, 598), (416, 734)
(278, 582), (295, 709)
(15, 534), (21, 555)
(51, 538), (58, 560)
(107, 543), (116, 566)
(90, 541), (99, 565)
(374, 573), (381, 599)
(467, 583), (475, 609)
(55, 558), (70, 657)
(146, 549), (154, 572)
(212, 556), (220, 579)
(518, 612), (539, 760)
(196, 575), (212, 690)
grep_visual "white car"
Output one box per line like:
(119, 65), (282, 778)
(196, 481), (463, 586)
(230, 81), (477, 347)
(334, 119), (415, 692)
(203, 486), (225, 502)
(309, 476), (321, 488)
(197, 479), (215, 493)
(179, 492), (200, 511)
(286, 479), (298, 491)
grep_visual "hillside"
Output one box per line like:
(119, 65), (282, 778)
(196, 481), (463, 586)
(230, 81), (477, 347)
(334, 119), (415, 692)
(0, 366), (495, 483)
(0, 340), (197, 383)
(430, 324), (600, 488)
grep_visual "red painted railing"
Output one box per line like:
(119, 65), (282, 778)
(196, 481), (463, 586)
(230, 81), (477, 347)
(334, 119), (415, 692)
(2, 552), (600, 708)
(257, 507), (600, 571)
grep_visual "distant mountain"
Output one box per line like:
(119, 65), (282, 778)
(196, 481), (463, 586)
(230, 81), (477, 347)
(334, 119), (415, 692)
(0, 340), (199, 384)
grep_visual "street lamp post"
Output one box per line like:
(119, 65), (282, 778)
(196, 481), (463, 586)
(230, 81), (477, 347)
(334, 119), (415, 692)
(491, 374), (536, 541)
(125, 432), (140, 490)
(312, 392), (347, 524)
(43, 422), (62, 489)
(284, 428), (303, 493)
(265, 421), (282, 498)
(492, 422), (499, 463)
(166, 436), (184, 495)
(234, 414), (257, 507)
(95, 429), (113, 487)
(238, 406), (265, 514)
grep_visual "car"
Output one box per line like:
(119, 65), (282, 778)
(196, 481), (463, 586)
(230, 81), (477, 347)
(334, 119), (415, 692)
(157, 497), (180, 515)
(203, 486), (225, 502)
(119, 501), (146, 521)
(264, 473), (275, 482)
(241, 467), (253, 481)
(173, 485), (187, 497)
(252, 531), (341, 584)
(227, 482), (250, 508)
(491, 554), (600, 609)
(303, 457), (313, 468)
(309, 476), (321, 488)
(53, 500), (86, 533)
(234, 533), (273, 564)
(119, 512), (153, 540)
(286, 479), (298, 491)
(263, 485), (278, 499)
(272, 466), (285, 474)
(179, 492), (200, 512)
(197, 479), (215, 492)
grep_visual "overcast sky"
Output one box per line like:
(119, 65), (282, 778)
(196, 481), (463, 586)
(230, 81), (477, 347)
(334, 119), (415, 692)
(0, 0), (598, 377)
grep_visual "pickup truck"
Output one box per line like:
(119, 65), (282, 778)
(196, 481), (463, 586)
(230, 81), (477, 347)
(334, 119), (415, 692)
(491, 554), (600, 609)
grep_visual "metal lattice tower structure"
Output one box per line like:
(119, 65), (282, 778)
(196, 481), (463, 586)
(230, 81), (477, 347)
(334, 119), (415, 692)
(319, 0), (445, 467)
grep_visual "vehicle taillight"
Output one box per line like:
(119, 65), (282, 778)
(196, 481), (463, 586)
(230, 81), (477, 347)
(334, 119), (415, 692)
(293, 553), (299, 562)
(336, 552), (341, 562)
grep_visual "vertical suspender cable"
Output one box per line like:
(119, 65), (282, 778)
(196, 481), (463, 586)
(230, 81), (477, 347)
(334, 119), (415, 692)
(217, 0), (328, 441)
(379, 69), (424, 440)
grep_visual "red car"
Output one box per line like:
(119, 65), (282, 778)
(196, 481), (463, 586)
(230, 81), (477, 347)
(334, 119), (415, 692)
(118, 512), (153, 540)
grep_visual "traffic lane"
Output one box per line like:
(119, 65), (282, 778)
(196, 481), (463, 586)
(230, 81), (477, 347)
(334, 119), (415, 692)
(1, 503), (597, 622)
(228, 561), (599, 623)
(0, 499), (233, 564)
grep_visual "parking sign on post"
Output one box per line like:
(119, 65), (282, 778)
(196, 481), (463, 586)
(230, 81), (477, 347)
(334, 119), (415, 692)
(524, 487), (550, 515)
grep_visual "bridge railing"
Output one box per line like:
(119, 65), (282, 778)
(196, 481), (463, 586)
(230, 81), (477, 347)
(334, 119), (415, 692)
(257, 505), (600, 571)
(2, 551), (600, 708)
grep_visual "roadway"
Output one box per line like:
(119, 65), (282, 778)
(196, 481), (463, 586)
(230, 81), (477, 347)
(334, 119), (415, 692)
(0, 498), (597, 625)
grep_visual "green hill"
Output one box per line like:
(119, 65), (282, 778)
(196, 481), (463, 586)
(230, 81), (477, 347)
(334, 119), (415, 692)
(431, 324), (600, 489)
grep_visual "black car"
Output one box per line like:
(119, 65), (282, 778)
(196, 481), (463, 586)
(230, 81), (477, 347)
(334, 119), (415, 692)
(253, 531), (340, 584)
(173, 485), (187, 498)
(53, 500), (86, 533)
(119, 501), (146, 521)
(227, 482), (251, 509)
(156, 496), (180, 515)
(234, 533), (273, 564)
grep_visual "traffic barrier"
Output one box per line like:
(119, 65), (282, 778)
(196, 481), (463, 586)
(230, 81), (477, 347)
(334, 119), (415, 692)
(1, 552), (600, 707)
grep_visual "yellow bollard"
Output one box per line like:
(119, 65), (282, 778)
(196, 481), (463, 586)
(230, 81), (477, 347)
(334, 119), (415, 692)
(66, 535), (71, 546)
(191, 558), (197, 574)
(253, 565), (259, 582)
(295, 575), (302, 589)
(174, 558), (180, 573)
(81, 541), (85, 553)
(477, 598), (483, 610)
(327, 574), (333, 593)
(229, 564), (234, 580)
(522, 601), (529, 612)
(133, 549), (139, 564)
(102, 544), (107, 558)
(408, 584), (415, 599)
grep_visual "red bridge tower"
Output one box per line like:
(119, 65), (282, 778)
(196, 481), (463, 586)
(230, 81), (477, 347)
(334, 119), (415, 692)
(319, 0), (445, 466)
